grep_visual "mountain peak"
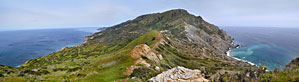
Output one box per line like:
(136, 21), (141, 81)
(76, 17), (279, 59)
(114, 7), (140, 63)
(160, 9), (190, 16)
(133, 9), (193, 22)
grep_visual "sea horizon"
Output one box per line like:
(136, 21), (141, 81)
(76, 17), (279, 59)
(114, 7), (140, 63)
(0, 27), (99, 67)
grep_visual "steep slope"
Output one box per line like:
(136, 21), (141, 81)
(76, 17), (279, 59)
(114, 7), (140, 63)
(0, 9), (297, 82)
(258, 57), (299, 82)
(285, 57), (299, 71)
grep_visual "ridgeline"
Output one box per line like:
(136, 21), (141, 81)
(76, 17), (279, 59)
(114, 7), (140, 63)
(0, 9), (298, 82)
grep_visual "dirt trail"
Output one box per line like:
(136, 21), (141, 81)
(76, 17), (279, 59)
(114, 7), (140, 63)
(152, 31), (163, 49)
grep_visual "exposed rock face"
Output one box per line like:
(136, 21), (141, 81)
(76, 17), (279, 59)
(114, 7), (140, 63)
(125, 44), (163, 76)
(184, 21), (232, 54)
(285, 57), (299, 71)
(129, 44), (163, 64)
(129, 44), (152, 59)
(163, 21), (251, 67)
(149, 66), (209, 82)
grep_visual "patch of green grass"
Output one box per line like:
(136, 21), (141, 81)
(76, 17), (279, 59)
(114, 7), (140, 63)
(130, 67), (159, 81)
(83, 54), (135, 82)
(123, 30), (158, 49)
(157, 43), (225, 70)
(0, 77), (27, 82)
(260, 67), (299, 82)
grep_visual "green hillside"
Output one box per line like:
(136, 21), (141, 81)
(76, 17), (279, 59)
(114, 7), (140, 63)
(0, 9), (298, 82)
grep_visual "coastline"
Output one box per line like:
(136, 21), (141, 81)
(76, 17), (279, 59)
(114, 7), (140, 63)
(227, 42), (257, 66)
(15, 28), (101, 68)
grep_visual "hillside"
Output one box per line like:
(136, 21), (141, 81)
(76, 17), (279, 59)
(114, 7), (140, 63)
(0, 9), (298, 82)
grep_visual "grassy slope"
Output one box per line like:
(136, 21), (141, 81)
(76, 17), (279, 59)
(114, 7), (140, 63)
(82, 30), (159, 82)
(0, 30), (159, 82)
(1, 9), (298, 82)
(260, 66), (299, 82)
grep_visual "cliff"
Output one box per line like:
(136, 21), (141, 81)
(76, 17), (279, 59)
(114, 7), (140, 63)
(285, 57), (299, 71)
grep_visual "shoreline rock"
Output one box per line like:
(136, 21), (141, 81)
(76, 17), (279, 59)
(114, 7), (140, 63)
(285, 57), (299, 71)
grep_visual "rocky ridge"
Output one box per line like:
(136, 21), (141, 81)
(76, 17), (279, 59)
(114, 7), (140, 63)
(149, 66), (209, 82)
(285, 57), (299, 71)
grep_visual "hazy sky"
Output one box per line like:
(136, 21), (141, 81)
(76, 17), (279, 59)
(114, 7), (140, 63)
(0, 0), (299, 31)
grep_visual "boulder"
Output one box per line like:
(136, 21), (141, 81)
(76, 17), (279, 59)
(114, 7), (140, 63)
(149, 66), (209, 82)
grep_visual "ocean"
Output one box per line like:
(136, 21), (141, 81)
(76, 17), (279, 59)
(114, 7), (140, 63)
(0, 27), (99, 67)
(221, 27), (299, 70)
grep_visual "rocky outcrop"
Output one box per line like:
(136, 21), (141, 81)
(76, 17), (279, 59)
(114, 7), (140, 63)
(184, 21), (232, 54)
(125, 44), (163, 76)
(182, 22), (233, 56)
(149, 66), (209, 82)
(129, 44), (163, 64)
(285, 57), (299, 71)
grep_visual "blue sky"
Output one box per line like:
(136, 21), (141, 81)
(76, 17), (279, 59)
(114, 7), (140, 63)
(0, 0), (299, 31)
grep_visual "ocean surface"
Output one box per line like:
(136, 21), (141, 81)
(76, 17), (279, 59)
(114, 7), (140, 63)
(0, 27), (99, 67)
(221, 27), (299, 70)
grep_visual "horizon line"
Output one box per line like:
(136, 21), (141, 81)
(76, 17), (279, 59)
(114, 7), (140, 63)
(1, 25), (299, 32)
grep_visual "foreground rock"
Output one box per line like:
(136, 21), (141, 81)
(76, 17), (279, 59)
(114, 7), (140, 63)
(149, 66), (209, 82)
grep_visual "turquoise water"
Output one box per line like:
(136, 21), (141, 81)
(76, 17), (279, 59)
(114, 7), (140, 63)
(0, 27), (99, 67)
(222, 27), (299, 70)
